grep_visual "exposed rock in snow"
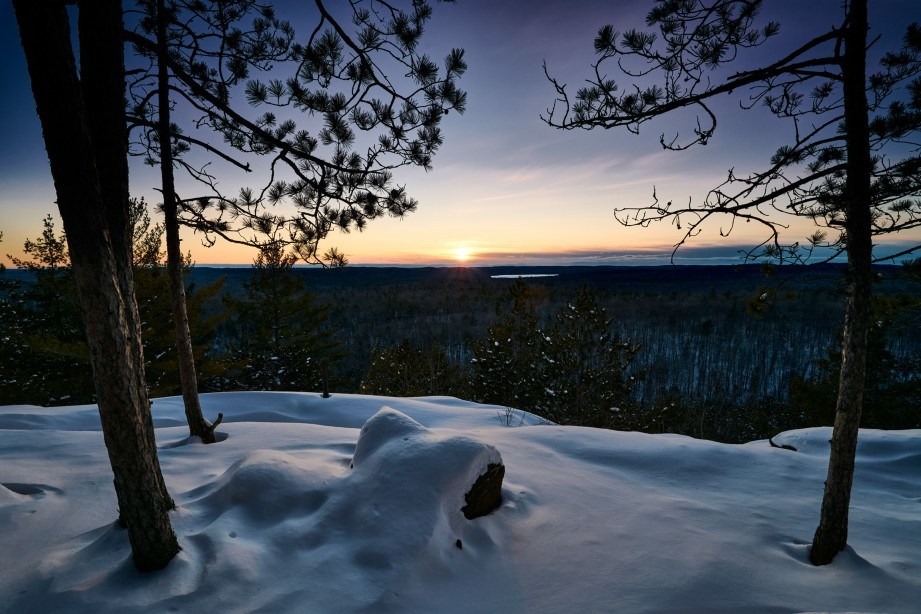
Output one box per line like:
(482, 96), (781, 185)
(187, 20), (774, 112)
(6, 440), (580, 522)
(351, 406), (505, 526)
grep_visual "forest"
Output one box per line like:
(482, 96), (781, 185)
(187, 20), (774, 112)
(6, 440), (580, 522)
(3, 215), (918, 443)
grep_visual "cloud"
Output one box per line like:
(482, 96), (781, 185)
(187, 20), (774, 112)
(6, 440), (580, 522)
(458, 239), (921, 266)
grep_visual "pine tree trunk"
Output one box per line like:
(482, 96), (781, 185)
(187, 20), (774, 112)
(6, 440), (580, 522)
(77, 0), (174, 505)
(14, 0), (179, 571)
(155, 0), (215, 443)
(810, 0), (872, 566)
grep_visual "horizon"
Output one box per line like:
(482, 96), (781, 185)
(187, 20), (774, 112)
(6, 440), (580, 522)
(5, 239), (919, 269)
(3, 253), (913, 270)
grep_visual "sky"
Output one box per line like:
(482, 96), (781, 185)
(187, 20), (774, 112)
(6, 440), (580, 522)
(2, 0), (920, 267)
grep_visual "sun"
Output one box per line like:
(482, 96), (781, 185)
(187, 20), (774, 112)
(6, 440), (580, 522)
(452, 247), (473, 262)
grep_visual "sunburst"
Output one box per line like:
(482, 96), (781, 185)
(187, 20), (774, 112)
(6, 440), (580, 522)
(452, 247), (473, 261)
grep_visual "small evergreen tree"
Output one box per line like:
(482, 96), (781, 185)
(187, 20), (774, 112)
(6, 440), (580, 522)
(792, 302), (921, 429)
(226, 244), (341, 391)
(4, 216), (93, 405)
(129, 201), (230, 397)
(8, 215), (82, 343)
(471, 281), (640, 425)
(360, 339), (466, 397)
(539, 286), (640, 427)
(470, 280), (544, 411)
(1, 208), (228, 406)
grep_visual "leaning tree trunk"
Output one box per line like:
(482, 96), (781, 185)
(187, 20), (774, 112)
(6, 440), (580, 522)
(78, 0), (173, 504)
(155, 0), (218, 443)
(810, 0), (873, 566)
(14, 0), (179, 571)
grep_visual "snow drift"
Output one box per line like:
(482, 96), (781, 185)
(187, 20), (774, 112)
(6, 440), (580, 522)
(0, 392), (918, 613)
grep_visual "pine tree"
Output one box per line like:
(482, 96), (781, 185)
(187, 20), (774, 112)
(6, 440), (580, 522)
(470, 280), (544, 411)
(360, 339), (466, 398)
(539, 286), (640, 427)
(14, 0), (178, 570)
(129, 200), (230, 398)
(124, 0), (295, 441)
(544, 0), (921, 564)
(227, 244), (341, 391)
(4, 217), (93, 405)
(122, 1), (466, 436)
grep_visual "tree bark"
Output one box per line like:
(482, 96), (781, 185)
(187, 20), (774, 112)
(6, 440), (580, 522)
(155, 0), (215, 443)
(810, 0), (872, 566)
(78, 0), (173, 505)
(14, 0), (179, 571)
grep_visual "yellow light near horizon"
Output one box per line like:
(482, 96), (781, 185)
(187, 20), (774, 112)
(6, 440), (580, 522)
(452, 247), (473, 262)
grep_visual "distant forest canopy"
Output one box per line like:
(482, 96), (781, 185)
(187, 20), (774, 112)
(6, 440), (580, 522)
(2, 262), (919, 440)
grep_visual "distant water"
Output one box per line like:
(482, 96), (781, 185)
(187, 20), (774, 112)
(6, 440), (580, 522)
(491, 274), (559, 279)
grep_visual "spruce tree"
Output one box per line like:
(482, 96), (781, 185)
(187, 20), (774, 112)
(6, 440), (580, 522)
(8, 216), (79, 341)
(470, 280), (544, 412)
(472, 282), (641, 425)
(4, 217), (92, 405)
(539, 286), (640, 427)
(227, 244), (341, 391)
(361, 339), (465, 398)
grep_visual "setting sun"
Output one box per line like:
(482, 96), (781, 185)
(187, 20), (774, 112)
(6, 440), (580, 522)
(452, 247), (473, 261)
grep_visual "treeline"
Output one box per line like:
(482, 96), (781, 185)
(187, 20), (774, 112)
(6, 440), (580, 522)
(3, 218), (919, 441)
(337, 271), (920, 440)
(0, 211), (340, 404)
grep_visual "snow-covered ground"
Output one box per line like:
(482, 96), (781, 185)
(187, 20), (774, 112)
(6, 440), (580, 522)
(0, 392), (918, 613)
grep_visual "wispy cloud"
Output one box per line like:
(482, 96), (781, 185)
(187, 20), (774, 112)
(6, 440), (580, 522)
(451, 240), (920, 267)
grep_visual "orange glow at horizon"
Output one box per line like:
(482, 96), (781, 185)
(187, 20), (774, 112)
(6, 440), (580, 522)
(452, 246), (473, 261)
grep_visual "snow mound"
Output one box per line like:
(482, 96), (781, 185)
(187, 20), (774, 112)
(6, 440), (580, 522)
(350, 407), (503, 526)
(0, 404), (106, 431)
(0, 483), (26, 503)
(0, 391), (546, 432)
(33, 406), (505, 611)
(771, 427), (921, 460)
(170, 406), (504, 610)
(158, 391), (546, 430)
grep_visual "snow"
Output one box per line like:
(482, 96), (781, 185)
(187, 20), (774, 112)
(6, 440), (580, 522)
(1, 391), (919, 613)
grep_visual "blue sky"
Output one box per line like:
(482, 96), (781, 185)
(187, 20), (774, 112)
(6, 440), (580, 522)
(2, 0), (919, 266)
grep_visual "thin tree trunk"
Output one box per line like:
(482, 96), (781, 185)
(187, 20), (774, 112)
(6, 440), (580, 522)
(14, 0), (179, 571)
(155, 0), (216, 443)
(810, 0), (872, 566)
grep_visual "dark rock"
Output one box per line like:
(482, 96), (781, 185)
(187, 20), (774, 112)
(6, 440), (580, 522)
(462, 463), (505, 519)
